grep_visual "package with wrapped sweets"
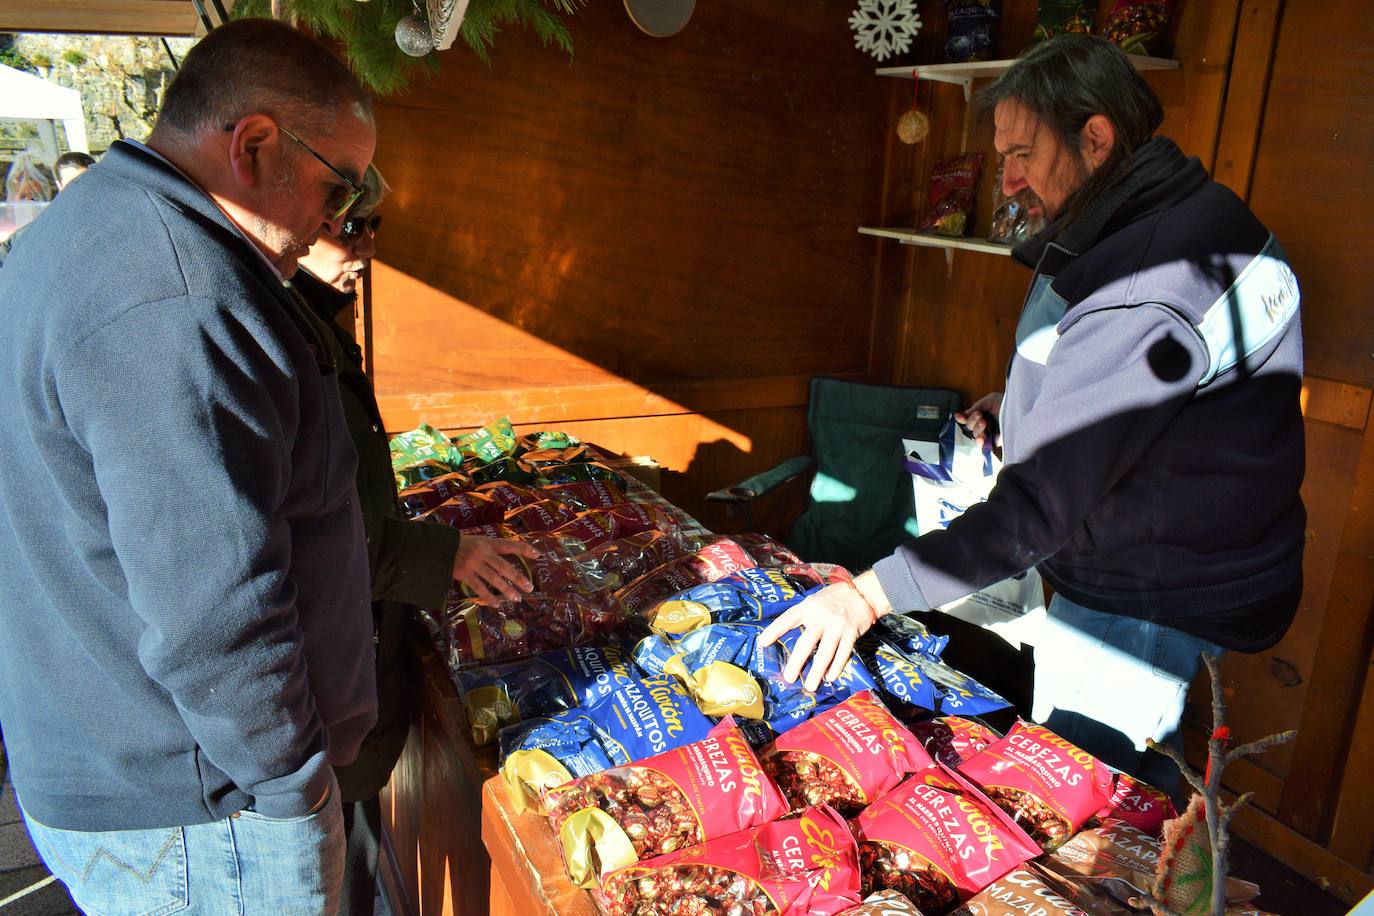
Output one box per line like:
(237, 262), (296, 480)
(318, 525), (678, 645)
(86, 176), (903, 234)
(500, 675), (715, 811)
(598, 804), (863, 916)
(547, 719), (790, 886)
(761, 691), (933, 816)
(949, 864), (1100, 916)
(417, 491), (508, 529)
(1094, 772), (1176, 837)
(538, 460), (628, 488)
(454, 645), (636, 745)
(839, 889), (928, 916)
(866, 614), (949, 661)
(910, 716), (1000, 770)
(520, 444), (600, 469)
(504, 497), (581, 533)
(853, 765), (1041, 912)
(395, 458), (460, 492)
(397, 471), (472, 517)
(539, 502), (677, 554)
(540, 479), (628, 511)
(638, 565), (819, 635)
(454, 417), (516, 463)
(577, 529), (707, 586)
(1045, 816), (1261, 910)
(515, 430), (581, 453)
(389, 422), (463, 470)
(615, 539), (760, 618)
(863, 641), (1011, 717)
(958, 721), (1115, 850)
(443, 589), (625, 667)
(733, 532), (803, 568)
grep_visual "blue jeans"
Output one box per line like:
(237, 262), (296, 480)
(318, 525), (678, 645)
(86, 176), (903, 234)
(22, 774), (344, 915)
(1031, 593), (1224, 800)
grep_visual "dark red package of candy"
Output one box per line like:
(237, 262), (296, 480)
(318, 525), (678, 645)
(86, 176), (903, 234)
(579, 529), (707, 585)
(472, 481), (542, 512)
(957, 721), (1115, 850)
(614, 537), (758, 616)
(542, 479), (628, 511)
(397, 471), (472, 517)
(919, 154), (983, 238)
(521, 445), (600, 468)
(598, 805), (863, 916)
(505, 498), (581, 533)
(838, 890), (927, 915)
(419, 491), (508, 528)
(443, 590), (625, 666)
(761, 691), (934, 817)
(852, 765), (1041, 912)
(734, 533), (803, 568)
(781, 562), (853, 589)
(1094, 773), (1177, 838)
(910, 716), (1000, 770)
(546, 719), (790, 887)
(1105, 0), (1175, 56)
(458, 523), (519, 539)
(549, 503), (676, 552)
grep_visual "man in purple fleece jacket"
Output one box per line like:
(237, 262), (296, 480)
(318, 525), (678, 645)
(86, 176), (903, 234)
(762, 36), (1304, 793)
(0, 20), (381, 914)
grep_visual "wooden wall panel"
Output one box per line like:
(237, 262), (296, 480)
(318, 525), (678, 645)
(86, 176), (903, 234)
(1245, 1), (1374, 388)
(368, 0), (889, 433)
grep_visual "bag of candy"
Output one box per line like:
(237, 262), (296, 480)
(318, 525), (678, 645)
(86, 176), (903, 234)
(504, 498), (582, 533)
(455, 645), (637, 745)
(957, 720), (1115, 850)
(761, 692), (933, 816)
(417, 491), (509, 529)
(576, 529), (707, 585)
(598, 805), (864, 916)
(919, 154), (982, 238)
(541, 479), (628, 511)
(1032, 0), (1097, 43)
(443, 590), (625, 667)
(500, 675), (715, 811)
(1095, 772), (1177, 837)
(838, 890), (927, 916)
(853, 765), (1041, 912)
(541, 503), (677, 553)
(615, 539), (761, 618)
(1104, 0), (1174, 55)
(950, 864), (1102, 916)
(454, 417), (517, 463)
(397, 472), (474, 517)
(910, 716), (1001, 769)
(547, 720), (790, 886)
(944, 0), (1002, 63)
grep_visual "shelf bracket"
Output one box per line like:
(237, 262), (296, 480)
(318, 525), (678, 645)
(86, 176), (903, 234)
(944, 247), (954, 276)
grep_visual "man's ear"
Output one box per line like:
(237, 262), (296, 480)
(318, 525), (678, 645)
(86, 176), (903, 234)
(225, 114), (279, 188)
(1081, 114), (1117, 170)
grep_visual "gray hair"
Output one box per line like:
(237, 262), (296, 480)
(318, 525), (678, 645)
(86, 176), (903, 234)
(155, 18), (373, 138)
(352, 164), (390, 216)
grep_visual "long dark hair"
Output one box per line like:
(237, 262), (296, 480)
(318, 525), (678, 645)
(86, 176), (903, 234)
(977, 35), (1163, 225)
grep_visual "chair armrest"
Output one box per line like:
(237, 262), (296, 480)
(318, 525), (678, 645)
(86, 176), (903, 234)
(706, 456), (815, 503)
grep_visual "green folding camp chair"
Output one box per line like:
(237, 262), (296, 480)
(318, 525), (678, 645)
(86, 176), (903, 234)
(707, 377), (960, 572)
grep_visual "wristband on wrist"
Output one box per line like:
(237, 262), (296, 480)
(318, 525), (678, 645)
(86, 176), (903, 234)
(846, 579), (879, 627)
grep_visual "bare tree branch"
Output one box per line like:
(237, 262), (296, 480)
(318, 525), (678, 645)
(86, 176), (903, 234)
(1224, 731), (1296, 768)
(1146, 738), (1205, 794)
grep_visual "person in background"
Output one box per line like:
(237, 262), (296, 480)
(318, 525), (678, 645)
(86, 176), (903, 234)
(53, 151), (96, 191)
(292, 165), (537, 915)
(761, 35), (1304, 798)
(3, 153), (56, 202)
(0, 19), (383, 913)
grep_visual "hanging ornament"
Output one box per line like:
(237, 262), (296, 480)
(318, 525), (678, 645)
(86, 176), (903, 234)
(395, 11), (436, 56)
(896, 70), (929, 145)
(849, 0), (922, 62)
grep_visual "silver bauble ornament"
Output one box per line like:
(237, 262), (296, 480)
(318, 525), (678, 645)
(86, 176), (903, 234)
(897, 108), (930, 145)
(395, 14), (435, 56)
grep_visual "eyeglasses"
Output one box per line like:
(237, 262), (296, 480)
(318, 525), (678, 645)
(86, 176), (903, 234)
(267, 124), (364, 222)
(339, 213), (382, 242)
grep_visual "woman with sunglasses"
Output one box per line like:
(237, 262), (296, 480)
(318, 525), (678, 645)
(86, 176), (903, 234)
(292, 165), (538, 916)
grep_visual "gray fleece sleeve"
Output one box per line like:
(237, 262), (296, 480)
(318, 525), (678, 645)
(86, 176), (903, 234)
(875, 303), (1208, 611)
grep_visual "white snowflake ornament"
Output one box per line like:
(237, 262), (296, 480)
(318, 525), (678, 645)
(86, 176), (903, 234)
(849, 0), (922, 62)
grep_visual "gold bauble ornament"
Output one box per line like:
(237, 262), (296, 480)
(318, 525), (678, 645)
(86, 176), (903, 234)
(897, 108), (930, 145)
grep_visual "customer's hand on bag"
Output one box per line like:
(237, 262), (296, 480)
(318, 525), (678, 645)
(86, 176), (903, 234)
(758, 572), (891, 692)
(452, 536), (539, 602)
(955, 391), (1004, 448)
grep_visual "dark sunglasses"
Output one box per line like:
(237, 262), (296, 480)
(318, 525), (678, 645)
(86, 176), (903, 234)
(225, 122), (364, 222)
(339, 214), (382, 242)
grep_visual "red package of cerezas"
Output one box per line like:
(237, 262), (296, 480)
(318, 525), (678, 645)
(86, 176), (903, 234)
(598, 804), (864, 916)
(1095, 772), (1177, 837)
(852, 765), (1041, 913)
(761, 692), (934, 817)
(546, 719), (790, 886)
(957, 721), (1115, 851)
(910, 717), (1000, 770)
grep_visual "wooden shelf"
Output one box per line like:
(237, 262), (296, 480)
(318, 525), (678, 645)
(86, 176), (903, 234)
(859, 226), (1014, 256)
(876, 55), (1179, 100)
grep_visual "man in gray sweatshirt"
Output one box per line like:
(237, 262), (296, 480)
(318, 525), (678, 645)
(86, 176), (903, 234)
(0, 20), (380, 913)
(762, 36), (1304, 793)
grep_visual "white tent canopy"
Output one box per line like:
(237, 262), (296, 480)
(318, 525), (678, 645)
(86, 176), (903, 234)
(0, 63), (90, 162)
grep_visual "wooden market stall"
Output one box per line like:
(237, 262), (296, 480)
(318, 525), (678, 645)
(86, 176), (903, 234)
(6, 0), (1371, 911)
(361, 0), (1374, 912)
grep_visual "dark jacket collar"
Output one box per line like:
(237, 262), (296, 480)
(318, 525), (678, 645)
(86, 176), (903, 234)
(1013, 136), (1209, 268)
(292, 268), (357, 325)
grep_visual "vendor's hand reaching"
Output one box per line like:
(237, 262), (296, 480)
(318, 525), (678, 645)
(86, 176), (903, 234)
(955, 391), (1004, 449)
(452, 536), (539, 602)
(757, 571), (892, 692)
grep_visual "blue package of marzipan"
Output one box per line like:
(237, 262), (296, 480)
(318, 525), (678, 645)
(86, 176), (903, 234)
(868, 612), (949, 660)
(864, 643), (942, 712)
(863, 638), (1009, 716)
(456, 645), (637, 745)
(648, 567), (809, 635)
(911, 652), (1010, 716)
(498, 711), (614, 780)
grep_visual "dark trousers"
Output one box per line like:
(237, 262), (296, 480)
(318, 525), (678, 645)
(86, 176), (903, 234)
(340, 795), (383, 916)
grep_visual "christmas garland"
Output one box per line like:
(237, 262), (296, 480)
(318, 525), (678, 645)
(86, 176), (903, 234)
(233, 0), (583, 95)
